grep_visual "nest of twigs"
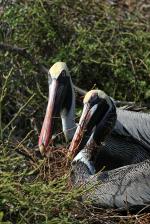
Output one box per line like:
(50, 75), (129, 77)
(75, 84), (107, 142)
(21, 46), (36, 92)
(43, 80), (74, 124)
(16, 143), (70, 182)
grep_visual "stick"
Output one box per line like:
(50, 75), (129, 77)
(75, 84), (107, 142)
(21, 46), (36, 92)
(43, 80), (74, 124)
(0, 42), (48, 74)
(2, 93), (36, 132)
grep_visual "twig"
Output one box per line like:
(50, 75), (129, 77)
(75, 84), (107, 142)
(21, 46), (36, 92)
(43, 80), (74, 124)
(14, 130), (34, 151)
(0, 67), (13, 140)
(13, 130), (38, 162)
(2, 93), (36, 132)
(99, 214), (143, 219)
(128, 53), (139, 101)
(73, 84), (87, 96)
(0, 42), (48, 74)
(0, 67), (13, 102)
(3, 126), (16, 155)
(136, 204), (150, 215)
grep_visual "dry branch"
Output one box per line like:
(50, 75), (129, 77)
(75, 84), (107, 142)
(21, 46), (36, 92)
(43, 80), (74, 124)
(0, 42), (49, 74)
(3, 93), (36, 132)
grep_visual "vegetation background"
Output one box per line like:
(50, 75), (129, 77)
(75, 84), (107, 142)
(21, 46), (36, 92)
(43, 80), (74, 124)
(0, 0), (150, 223)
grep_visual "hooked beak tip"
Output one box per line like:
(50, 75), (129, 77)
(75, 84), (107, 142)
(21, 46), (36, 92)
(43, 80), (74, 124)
(67, 151), (74, 161)
(39, 144), (45, 155)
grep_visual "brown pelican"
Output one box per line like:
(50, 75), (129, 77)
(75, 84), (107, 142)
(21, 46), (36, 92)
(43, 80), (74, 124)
(70, 91), (150, 208)
(39, 62), (150, 170)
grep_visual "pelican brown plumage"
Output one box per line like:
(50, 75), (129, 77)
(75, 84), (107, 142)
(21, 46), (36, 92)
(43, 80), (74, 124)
(70, 90), (150, 208)
(39, 62), (150, 171)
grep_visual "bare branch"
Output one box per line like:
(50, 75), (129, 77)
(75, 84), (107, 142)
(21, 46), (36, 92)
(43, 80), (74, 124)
(73, 84), (87, 96)
(0, 42), (48, 74)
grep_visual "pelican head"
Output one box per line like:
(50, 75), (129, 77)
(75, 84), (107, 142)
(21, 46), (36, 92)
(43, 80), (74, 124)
(49, 62), (70, 79)
(68, 90), (117, 159)
(38, 62), (73, 154)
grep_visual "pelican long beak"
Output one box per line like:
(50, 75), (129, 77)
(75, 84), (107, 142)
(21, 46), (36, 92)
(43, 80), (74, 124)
(38, 79), (58, 154)
(68, 103), (96, 159)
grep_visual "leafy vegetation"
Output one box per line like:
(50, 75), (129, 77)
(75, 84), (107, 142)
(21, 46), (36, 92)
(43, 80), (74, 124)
(0, 0), (150, 223)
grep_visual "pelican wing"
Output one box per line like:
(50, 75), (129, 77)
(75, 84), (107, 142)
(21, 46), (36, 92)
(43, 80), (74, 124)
(84, 160), (150, 208)
(113, 109), (150, 151)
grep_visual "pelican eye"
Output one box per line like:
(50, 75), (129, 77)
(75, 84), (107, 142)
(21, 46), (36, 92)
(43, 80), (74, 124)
(89, 94), (100, 107)
(61, 70), (66, 77)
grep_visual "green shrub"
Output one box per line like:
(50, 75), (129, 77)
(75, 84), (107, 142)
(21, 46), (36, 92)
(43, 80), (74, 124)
(0, 0), (150, 138)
